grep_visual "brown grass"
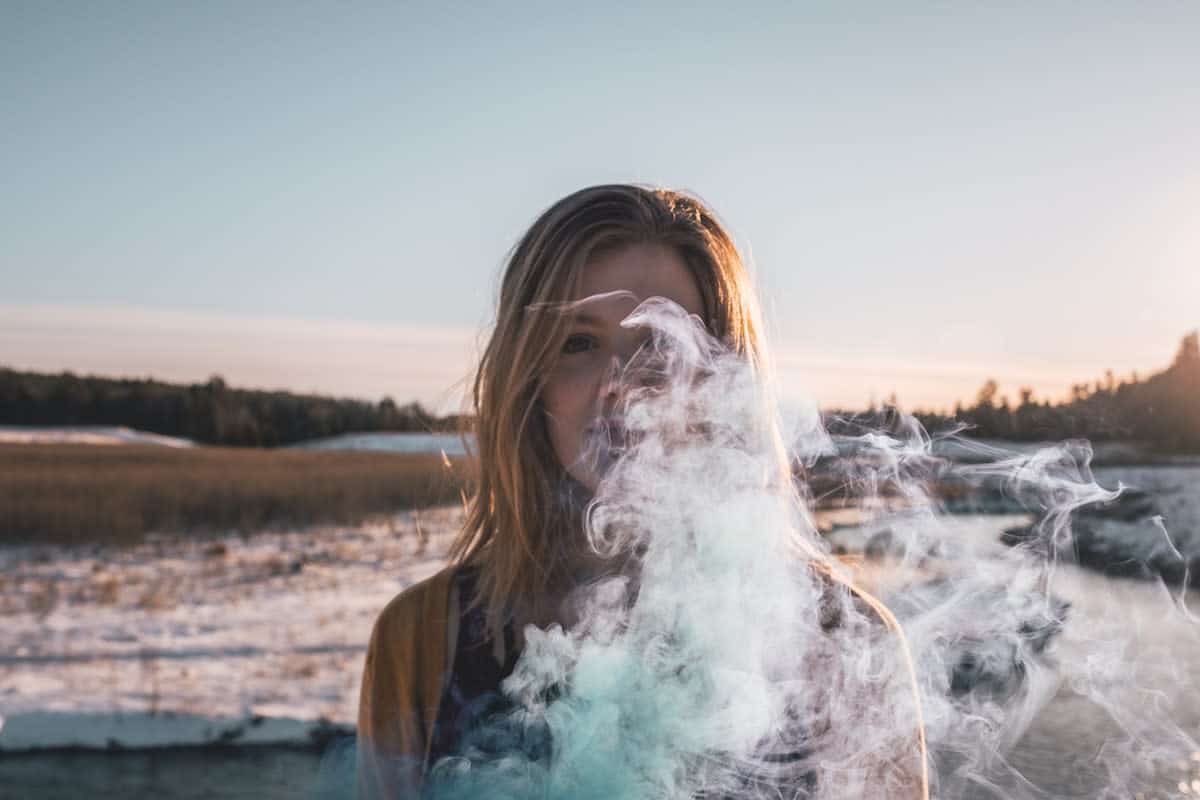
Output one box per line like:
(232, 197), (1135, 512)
(137, 580), (175, 611)
(0, 444), (470, 546)
(26, 578), (59, 619)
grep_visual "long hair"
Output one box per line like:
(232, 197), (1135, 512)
(451, 184), (775, 622)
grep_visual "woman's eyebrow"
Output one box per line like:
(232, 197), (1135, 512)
(569, 311), (606, 327)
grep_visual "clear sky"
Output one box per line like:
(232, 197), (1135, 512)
(3, 2), (1197, 412)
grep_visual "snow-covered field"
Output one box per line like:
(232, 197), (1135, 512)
(0, 425), (194, 448)
(0, 508), (459, 751)
(3, 466), (1200, 797)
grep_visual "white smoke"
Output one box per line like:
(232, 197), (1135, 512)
(420, 297), (1197, 799)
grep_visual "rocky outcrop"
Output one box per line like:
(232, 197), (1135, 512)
(1001, 488), (1198, 587)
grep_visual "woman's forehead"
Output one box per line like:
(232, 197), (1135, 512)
(571, 243), (705, 320)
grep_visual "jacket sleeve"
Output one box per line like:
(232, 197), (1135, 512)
(356, 569), (455, 800)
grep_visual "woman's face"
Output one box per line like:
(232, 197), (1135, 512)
(540, 242), (706, 491)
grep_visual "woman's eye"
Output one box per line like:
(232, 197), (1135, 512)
(562, 334), (597, 355)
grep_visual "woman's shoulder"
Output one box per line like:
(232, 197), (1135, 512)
(372, 565), (460, 640)
(358, 565), (463, 798)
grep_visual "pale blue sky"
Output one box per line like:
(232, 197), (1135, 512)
(3, 2), (1198, 411)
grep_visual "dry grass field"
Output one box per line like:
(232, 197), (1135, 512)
(0, 444), (469, 546)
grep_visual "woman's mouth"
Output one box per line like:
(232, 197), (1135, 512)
(581, 417), (636, 477)
(589, 417), (629, 447)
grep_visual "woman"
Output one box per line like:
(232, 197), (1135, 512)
(356, 184), (928, 799)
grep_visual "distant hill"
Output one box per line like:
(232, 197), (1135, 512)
(830, 331), (1200, 454)
(0, 369), (463, 448)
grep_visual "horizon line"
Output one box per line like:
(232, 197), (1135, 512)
(1, 302), (1187, 414)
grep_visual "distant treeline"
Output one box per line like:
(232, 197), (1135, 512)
(4, 331), (1198, 452)
(0, 370), (465, 447)
(830, 332), (1200, 453)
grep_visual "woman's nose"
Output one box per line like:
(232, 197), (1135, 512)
(599, 354), (625, 401)
(599, 337), (660, 403)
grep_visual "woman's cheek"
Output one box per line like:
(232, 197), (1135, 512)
(542, 384), (582, 460)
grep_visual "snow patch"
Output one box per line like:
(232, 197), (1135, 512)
(0, 425), (194, 448)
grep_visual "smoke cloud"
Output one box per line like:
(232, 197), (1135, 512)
(400, 296), (1197, 799)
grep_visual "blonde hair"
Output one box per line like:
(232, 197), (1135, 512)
(450, 183), (928, 796)
(451, 184), (772, 620)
